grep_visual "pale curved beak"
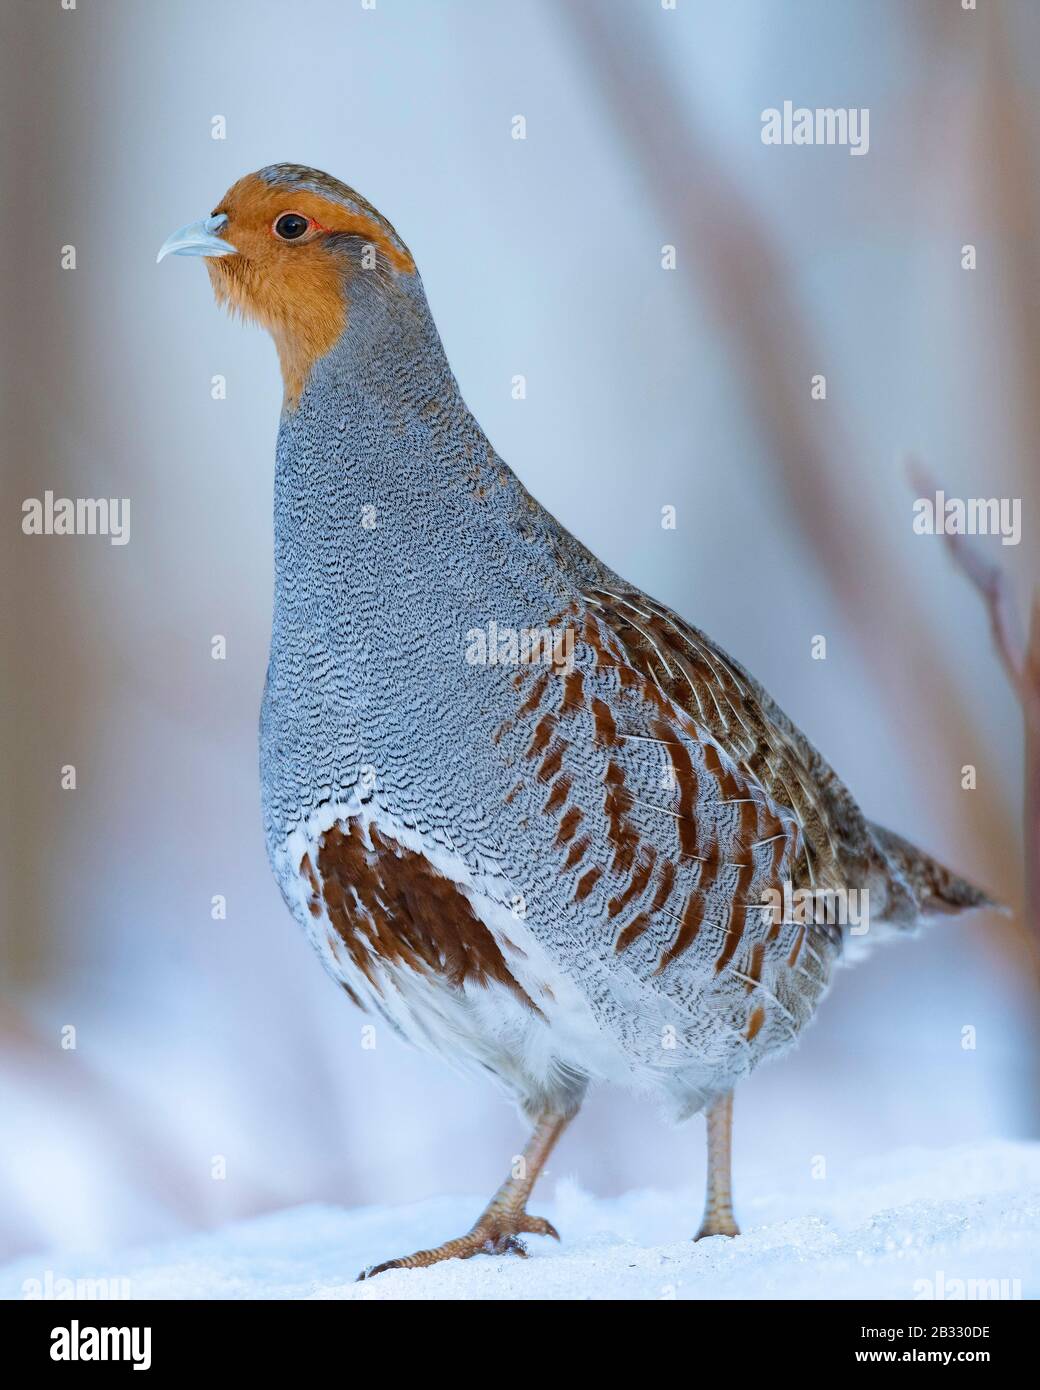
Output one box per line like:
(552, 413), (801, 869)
(156, 213), (236, 264)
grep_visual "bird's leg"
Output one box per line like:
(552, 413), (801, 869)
(694, 1089), (741, 1239)
(358, 1108), (573, 1280)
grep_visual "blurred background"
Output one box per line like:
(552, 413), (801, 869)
(1, 0), (1037, 1264)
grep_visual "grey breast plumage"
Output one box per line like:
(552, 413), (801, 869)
(257, 191), (989, 1115)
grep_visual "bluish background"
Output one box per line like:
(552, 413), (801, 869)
(1, 0), (1035, 1260)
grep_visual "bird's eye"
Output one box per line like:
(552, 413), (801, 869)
(273, 213), (311, 241)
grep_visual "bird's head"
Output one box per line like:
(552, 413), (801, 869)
(157, 164), (416, 407)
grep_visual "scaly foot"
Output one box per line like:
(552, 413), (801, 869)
(694, 1212), (740, 1240)
(696, 1091), (740, 1240)
(358, 1211), (559, 1280)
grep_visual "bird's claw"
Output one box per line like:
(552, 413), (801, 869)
(518, 1214), (560, 1241)
(357, 1212), (559, 1280)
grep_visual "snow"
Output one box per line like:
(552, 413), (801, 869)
(4, 1141), (1037, 1301)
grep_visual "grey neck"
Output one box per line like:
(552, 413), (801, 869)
(260, 262), (610, 854)
(282, 268), (489, 488)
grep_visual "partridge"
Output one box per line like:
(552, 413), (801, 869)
(158, 166), (992, 1278)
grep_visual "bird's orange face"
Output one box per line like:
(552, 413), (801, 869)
(158, 166), (415, 408)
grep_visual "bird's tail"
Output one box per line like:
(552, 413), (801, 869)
(869, 821), (999, 923)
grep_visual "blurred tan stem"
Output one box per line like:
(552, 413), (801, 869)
(919, 463), (1040, 963)
(1024, 599), (1040, 956)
